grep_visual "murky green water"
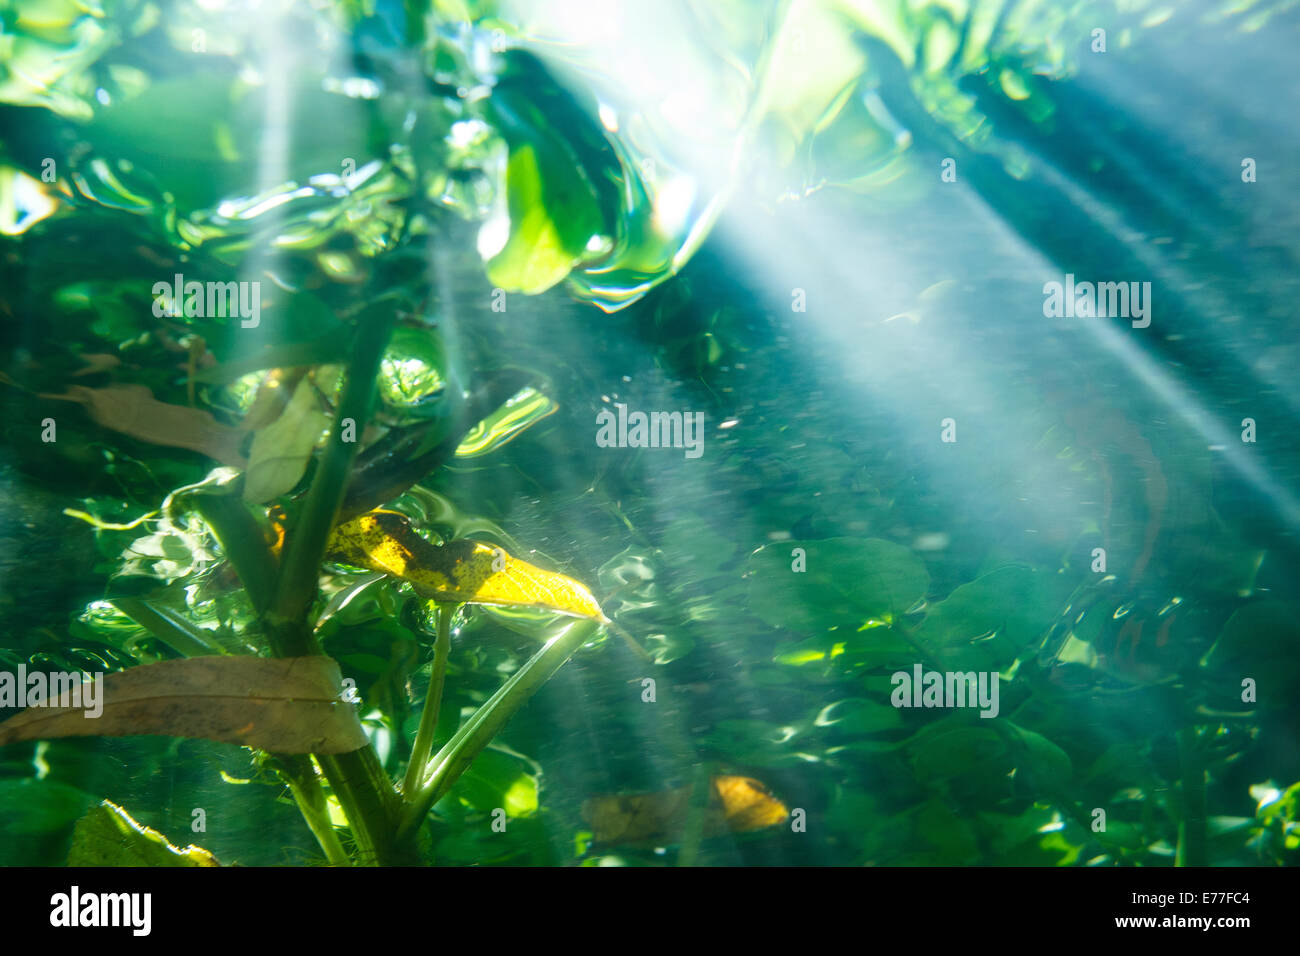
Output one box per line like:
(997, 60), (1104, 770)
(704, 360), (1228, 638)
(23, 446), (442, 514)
(2, 0), (1299, 867)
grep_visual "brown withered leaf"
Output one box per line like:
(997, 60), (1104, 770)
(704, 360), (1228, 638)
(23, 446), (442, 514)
(0, 656), (367, 754)
(71, 354), (123, 377)
(582, 775), (788, 845)
(40, 384), (247, 466)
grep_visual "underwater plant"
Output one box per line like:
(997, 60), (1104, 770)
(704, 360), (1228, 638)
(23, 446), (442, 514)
(0, 0), (800, 866)
(1, 0), (1298, 871)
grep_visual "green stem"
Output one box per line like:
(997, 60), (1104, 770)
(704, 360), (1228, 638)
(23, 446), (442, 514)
(109, 596), (228, 658)
(677, 764), (713, 867)
(601, 617), (653, 662)
(1176, 726), (1208, 867)
(317, 747), (408, 866)
(398, 617), (600, 839)
(277, 755), (351, 867)
(263, 303), (398, 863)
(267, 304), (395, 656)
(402, 602), (454, 800)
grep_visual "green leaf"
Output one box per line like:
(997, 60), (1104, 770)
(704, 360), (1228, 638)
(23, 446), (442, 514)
(978, 805), (1083, 864)
(746, 537), (929, 633)
(910, 720), (1071, 795)
(773, 634), (847, 666)
(927, 565), (1069, 645)
(1202, 601), (1300, 699)
(699, 718), (819, 768)
(0, 778), (97, 837)
(244, 376), (330, 503)
(455, 386), (558, 458)
(448, 748), (539, 818)
(67, 801), (220, 866)
(644, 631), (694, 665)
(85, 74), (372, 214)
(910, 724), (1006, 783)
(485, 142), (603, 294)
(916, 799), (978, 860)
(814, 697), (904, 735)
(1005, 724), (1072, 790)
(378, 326), (451, 418)
(910, 564), (1072, 669)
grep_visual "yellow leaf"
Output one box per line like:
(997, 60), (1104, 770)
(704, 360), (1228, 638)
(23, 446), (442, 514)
(712, 774), (791, 832)
(326, 510), (605, 620)
(581, 775), (789, 845)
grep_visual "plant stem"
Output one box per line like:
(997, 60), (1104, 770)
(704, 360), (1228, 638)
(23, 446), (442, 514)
(277, 755), (351, 867)
(1176, 726), (1208, 867)
(677, 764), (713, 867)
(267, 304), (395, 656)
(263, 302), (398, 863)
(601, 617), (653, 661)
(110, 596), (229, 658)
(398, 617), (600, 839)
(402, 602), (454, 800)
(192, 494), (279, 620)
(317, 747), (407, 866)
(339, 368), (535, 521)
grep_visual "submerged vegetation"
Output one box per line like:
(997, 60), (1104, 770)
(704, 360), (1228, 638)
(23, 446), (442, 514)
(1, 0), (1299, 867)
